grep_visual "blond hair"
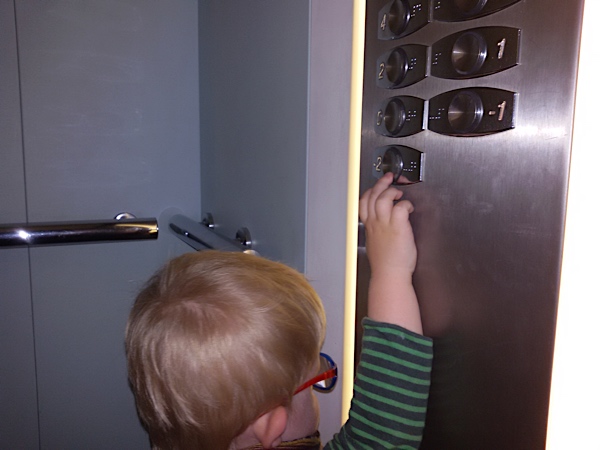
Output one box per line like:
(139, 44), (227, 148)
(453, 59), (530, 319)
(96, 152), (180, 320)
(125, 250), (326, 449)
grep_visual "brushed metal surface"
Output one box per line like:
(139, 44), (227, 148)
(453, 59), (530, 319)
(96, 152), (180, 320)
(358, 0), (585, 448)
(0, 217), (158, 247)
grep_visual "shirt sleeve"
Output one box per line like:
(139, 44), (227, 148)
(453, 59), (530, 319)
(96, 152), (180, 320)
(324, 318), (433, 450)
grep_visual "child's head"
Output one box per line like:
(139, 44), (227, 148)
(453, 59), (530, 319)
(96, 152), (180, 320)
(125, 250), (326, 449)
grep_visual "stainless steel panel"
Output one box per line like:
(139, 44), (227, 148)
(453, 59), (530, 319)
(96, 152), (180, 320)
(358, 0), (585, 448)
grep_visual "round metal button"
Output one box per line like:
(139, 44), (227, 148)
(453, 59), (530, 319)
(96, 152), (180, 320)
(387, 0), (411, 36)
(385, 47), (410, 87)
(447, 90), (484, 134)
(381, 147), (404, 182)
(383, 98), (407, 136)
(451, 31), (487, 75)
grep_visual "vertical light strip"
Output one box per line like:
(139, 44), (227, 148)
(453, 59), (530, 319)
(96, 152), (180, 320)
(341, 0), (366, 422)
(546, 1), (600, 447)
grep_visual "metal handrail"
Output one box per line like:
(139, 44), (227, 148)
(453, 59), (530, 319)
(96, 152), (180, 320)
(169, 214), (255, 254)
(0, 216), (158, 247)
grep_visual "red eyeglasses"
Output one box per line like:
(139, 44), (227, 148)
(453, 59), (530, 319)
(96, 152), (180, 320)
(294, 353), (338, 395)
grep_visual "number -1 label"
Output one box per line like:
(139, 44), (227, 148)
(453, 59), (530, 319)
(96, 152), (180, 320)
(497, 101), (506, 121)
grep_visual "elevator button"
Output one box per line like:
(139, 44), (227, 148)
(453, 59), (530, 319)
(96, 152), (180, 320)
(375, 95), (425, 137)
(383, 48), (409, 86)
(452, 32), (487, 75)
(385, 0), (410, 36)
(432, 27), (520, 79)
(378, 0), (430, 40)
(376, 45), (428, 89)
(384, 99), (407, 136)
(382, 147), (404, 181)
(372, 145), (424, 184)
(433, 0), (522, 22)
(428, 87), (517, 136)
(447, 91), (484, 134)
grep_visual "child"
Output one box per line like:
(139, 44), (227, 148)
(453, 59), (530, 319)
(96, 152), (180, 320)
(125, 172), (433, 449)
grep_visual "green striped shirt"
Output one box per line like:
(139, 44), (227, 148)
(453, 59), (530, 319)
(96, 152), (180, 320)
(325, 318), (433, 450)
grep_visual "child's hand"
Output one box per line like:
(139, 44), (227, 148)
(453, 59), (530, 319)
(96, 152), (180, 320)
(359, 172), (423, 333)
(359, 172), (417, 280)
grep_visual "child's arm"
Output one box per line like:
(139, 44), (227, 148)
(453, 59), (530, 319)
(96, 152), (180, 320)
(359, 172), (424, 335)
(325, 176), (432, 449)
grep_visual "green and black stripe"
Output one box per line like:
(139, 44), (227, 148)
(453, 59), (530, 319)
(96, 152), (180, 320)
(325, 318), (433, 450)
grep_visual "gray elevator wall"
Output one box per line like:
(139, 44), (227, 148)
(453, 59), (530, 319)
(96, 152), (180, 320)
(1, 1), (201, 448)
(0, 1), (26, 222)
(0, 249), (38, 449)
(197, 1), (352, 440)
(1, 0), (355, 446)
(198, 1), (310, 272)
(0, 3), (39, 448)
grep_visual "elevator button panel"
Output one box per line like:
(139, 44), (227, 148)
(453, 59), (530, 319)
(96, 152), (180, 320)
(433, 0), (522, 22)
(372, 145), (424, 184)
(375, 95), (425, 137)
(376, 44), (428, 89)
(431, 27), (520, 79)
(428, 87), (516, 136)
(378, 0), (430, 40)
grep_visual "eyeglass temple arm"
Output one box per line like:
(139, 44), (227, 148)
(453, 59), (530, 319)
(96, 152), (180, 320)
(293, 367), (338, 395)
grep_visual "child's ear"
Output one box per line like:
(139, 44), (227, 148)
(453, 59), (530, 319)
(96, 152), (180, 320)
(251, 406), (288, 448)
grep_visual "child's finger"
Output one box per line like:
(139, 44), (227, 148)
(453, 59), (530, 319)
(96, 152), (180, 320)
(359, 188), (372, 222)
(374, 186), (404, 220)
(367, 173), (394, 220)
(393, 199), (415, 216)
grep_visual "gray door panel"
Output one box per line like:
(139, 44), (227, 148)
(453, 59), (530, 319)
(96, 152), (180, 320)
(198, 0), (309, 271)
(15, 1), (200, 223)
(0, 0), (26, 223)
(0, 2), (38, 447)
(30, 243), (159, 449)
(2, 1), (201, 448)
(0, 249), (39, 450)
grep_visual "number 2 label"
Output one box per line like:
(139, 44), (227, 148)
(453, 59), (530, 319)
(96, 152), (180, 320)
(374, 156), (383, 172)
